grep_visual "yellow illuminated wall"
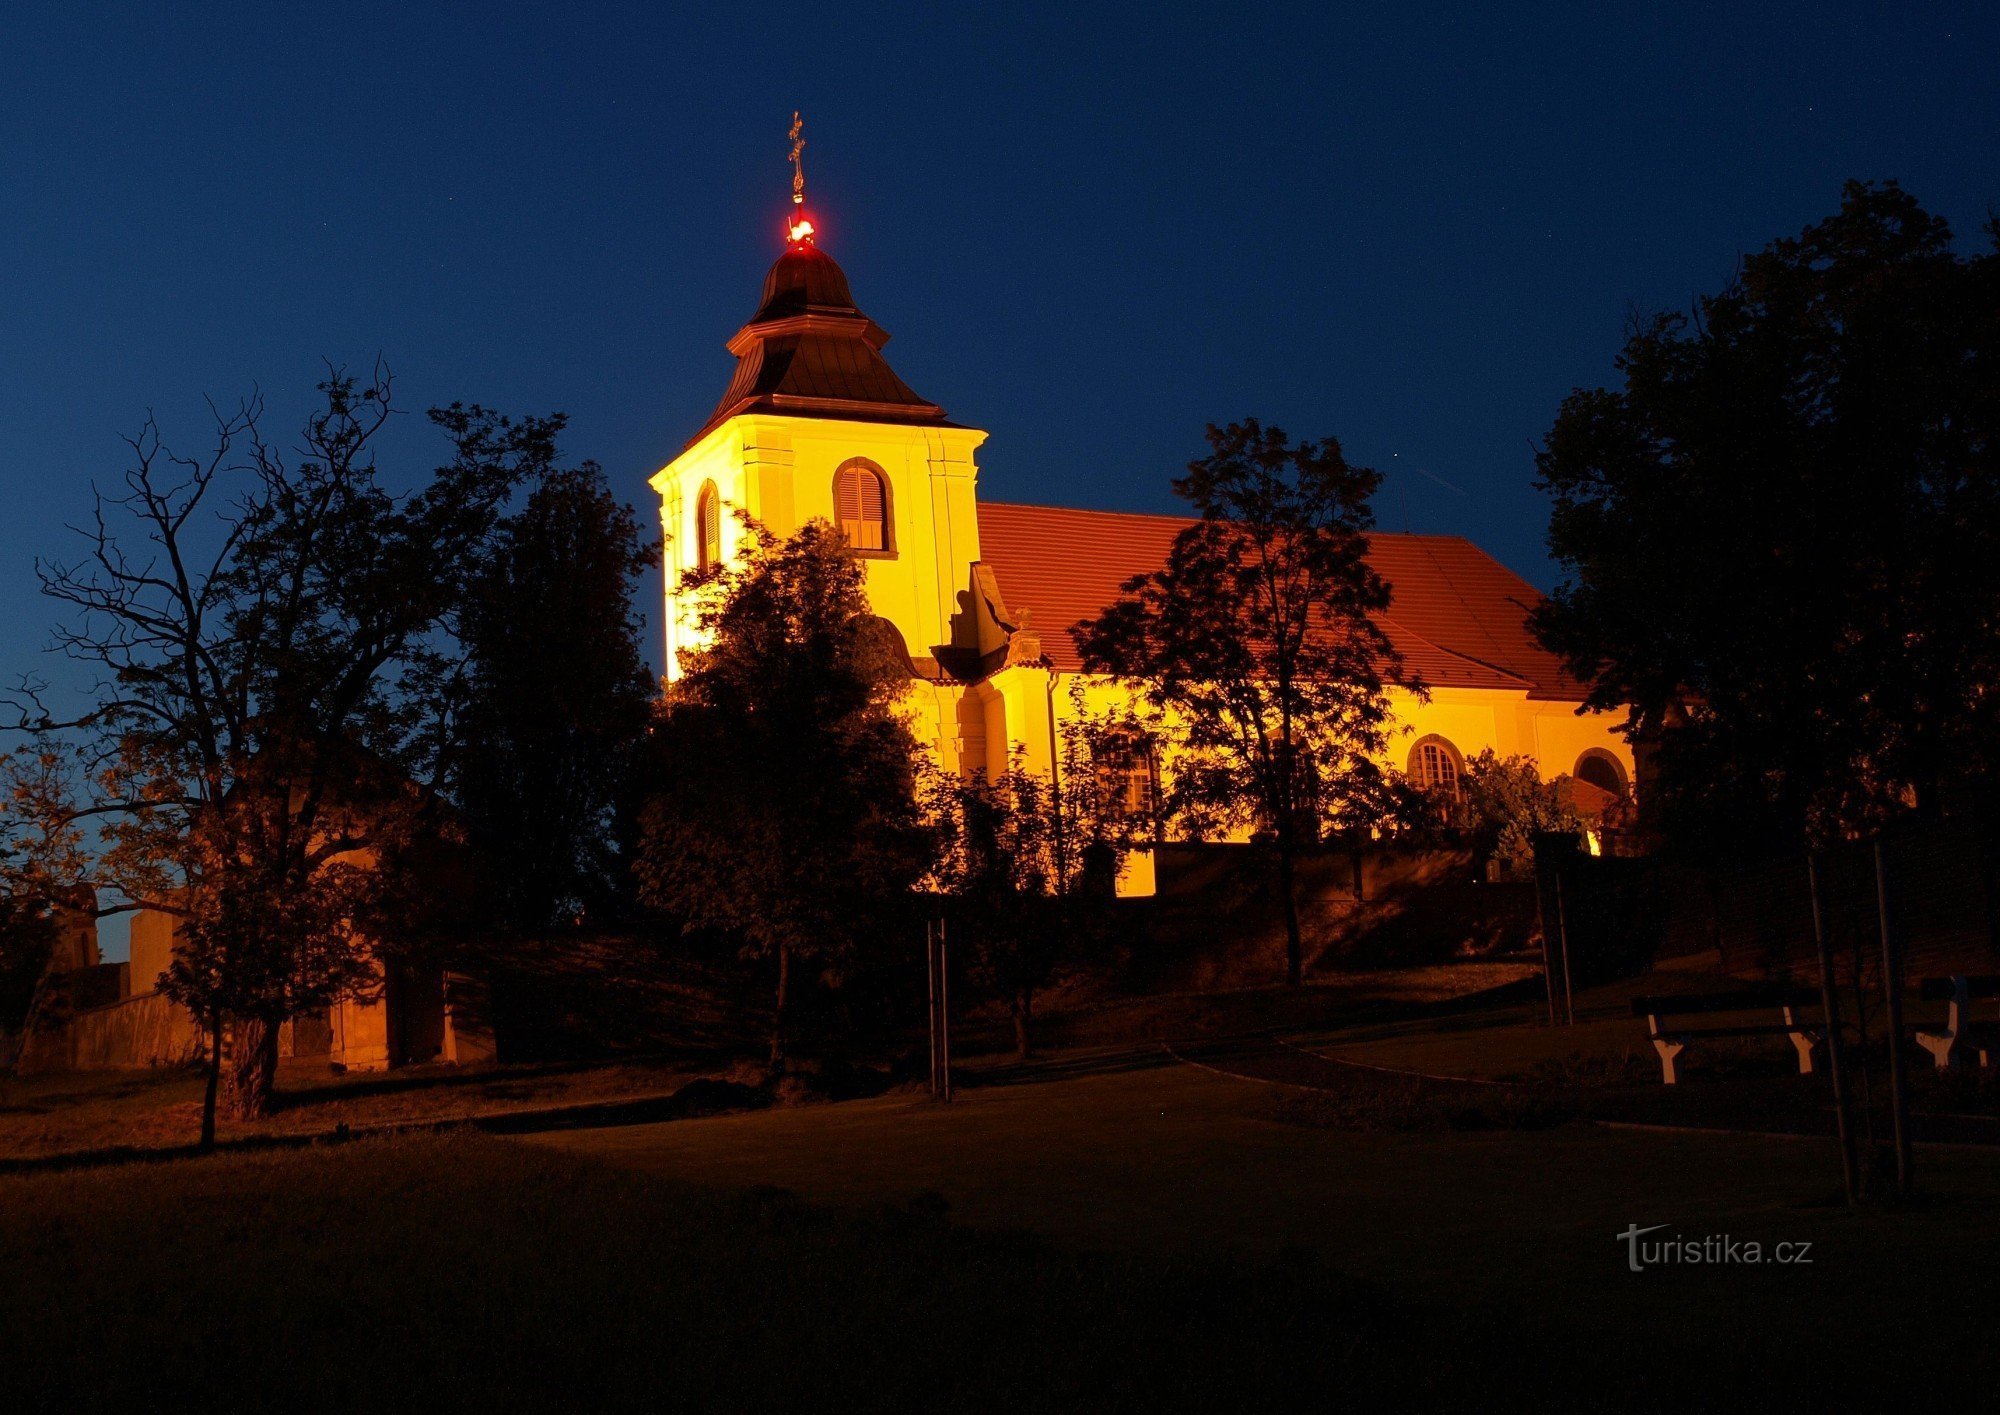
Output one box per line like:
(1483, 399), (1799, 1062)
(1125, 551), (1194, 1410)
(652, 414), (986, 694)
(652, 409), (1635, 896)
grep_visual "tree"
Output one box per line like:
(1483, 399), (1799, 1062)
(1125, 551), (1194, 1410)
(1076, 420), (1406, 985)
(2, 368), (556, 1141)
(0, 889), (58, 1062)
(0, 744), (95, 1070)
(635, 518), (933, 1067)
(1415, 751), (1585, 880)
(452, 467), (658, 938)
(1533, 181), (2000, 852)
(923, 725), (1121, 1060)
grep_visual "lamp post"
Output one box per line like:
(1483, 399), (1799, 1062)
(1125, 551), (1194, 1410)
(926, 917), (952, 1102)
(1873, 839), (1912, 1193)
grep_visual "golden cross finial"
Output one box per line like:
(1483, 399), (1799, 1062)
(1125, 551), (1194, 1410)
(788, 111), (806, 208)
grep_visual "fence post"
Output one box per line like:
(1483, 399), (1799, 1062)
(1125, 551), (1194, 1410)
(1806, 852), (1859, 1207)
(1554, 871), (1577, 1027)
(1531, 838), (1561, 1027)
(925, 918), (953, 1102)
(938, 919), (952, 1102)
(1873, 839), (1913, 1194)
(926, 919), (939, 1097)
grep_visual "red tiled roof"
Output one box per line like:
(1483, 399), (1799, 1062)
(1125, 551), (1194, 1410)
(975, 502), (1585, 700)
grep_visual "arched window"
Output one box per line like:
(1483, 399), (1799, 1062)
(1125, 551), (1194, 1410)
(1574, 749), (1628, 798)
(695, 481), (721, 572)
(1408, 735), (1463, 798)
(834, 460), (891, 554)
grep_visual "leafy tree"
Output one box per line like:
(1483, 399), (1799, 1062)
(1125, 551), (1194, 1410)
(1533, 181), (2000, 852)
(452, 467), (659, 937)
(1076, 420), (1406, 985)
(0, 745), (96, 1066)
(0, 890), (58, 1053)
(635, 518), (933, 1067)
(1414, 751), (1585, 880)
(2, 368), (556, 1141)
(923, 725), (1121, 1060)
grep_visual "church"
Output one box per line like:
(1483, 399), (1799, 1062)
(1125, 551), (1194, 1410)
(650, 162), (1634, 894)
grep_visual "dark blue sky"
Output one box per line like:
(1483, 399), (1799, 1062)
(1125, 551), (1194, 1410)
(3, 2), (1996, 697)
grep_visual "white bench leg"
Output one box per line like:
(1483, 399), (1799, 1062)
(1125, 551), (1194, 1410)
(1651, 1038), (1685, 1086)
(1916, 1031), (1957, 1070)
(1788, 1032), (1818, 1075)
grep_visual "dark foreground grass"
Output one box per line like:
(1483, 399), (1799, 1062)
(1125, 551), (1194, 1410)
(1268, 1072), (1576, 1132)
(4, 1125), (1994, 1412)
(0, 1132), (1397, 1414)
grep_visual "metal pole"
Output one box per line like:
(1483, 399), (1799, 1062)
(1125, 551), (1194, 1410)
(1555, 870), (1577, 1027)
(1533, 858), (1559, 1028)
(925, 920), (939, 1098)
(939, 919), (952, 1103)
(1874, 839), (1913, 1194)
(1807, 853), (1859, 1207)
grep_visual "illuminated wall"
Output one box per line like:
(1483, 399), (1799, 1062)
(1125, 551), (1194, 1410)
(652, 407), (1635, 897)
(652, 413), (987, 704)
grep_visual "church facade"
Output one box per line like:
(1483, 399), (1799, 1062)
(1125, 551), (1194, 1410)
(650, 217), (1634, 893)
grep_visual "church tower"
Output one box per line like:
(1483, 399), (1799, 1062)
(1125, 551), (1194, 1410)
(650, 118), (988, 691)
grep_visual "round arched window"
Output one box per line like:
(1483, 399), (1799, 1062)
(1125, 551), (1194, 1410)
(1574, 749), (1628, 798)
(1407, 736), (1463, 798)
(833, 460), (891, 554)
(695, 481), (721, 572)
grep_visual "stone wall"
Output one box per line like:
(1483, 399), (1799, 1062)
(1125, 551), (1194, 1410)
(20, 991), (204, 1073)
(1132, 841), (1541, 990)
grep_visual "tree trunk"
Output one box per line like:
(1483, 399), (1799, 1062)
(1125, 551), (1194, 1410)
(1012, 987), (1033, 1061)
(1277, 841), (1304, 986)
(4, 955), (60, 1081)
(768, 944), (790, 1071)
(221, 1015), (279, 1121)
(199, 1011), (223, 1152)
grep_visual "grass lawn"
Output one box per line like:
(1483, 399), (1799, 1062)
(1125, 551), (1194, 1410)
(0, 1127), (1409, 1414)
(1308, 967), (1975, 1085)
(525, 1058), (2000, 1395)
(953, 959), (1542, 1057)
(0, 961), (1531, 1165)
(9, 964), (1999, 1409)
(4, 1055), (1997, 1410)
(0, 1055), (714, 1163)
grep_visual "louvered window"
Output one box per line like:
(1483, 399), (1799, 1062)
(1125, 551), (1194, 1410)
(696, 482), (721, 571)
(835, 463), (889, 552)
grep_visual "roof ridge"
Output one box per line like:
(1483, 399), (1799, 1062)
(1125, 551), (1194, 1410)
(1374, 610), (1535, 689)
(982, 500), (1193, 524)
(984, 501), (1482, 546)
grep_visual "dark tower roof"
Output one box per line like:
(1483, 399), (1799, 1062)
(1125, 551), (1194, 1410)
(751, 243), (857, 320)
(689, 239), (949, 447)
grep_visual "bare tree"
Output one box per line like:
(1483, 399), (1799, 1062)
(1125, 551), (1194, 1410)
(2, 367), (557, 1143)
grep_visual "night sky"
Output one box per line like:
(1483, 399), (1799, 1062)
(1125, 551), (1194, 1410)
(3, 2), (1996, 702)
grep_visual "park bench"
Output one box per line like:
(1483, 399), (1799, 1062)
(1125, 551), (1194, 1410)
(1629, 986), (1825, 1086)
(1913, 975), (2000, 1071)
